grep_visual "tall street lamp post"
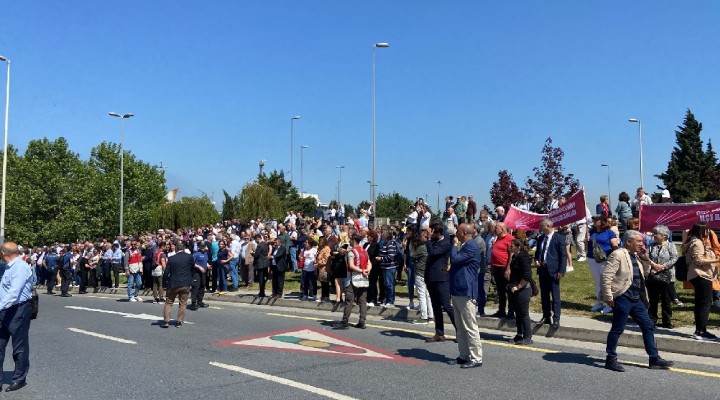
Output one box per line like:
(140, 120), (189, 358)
(336, 165), (345, 205)
(300, 145), (309, 197)
(108, 112), (134, 237)
(371, 42), (389, 228)
(628, 118), (643, 188)
(0, 55), (10, 244)
(435, 180), (442, 215)
(290, 115), (301, 185)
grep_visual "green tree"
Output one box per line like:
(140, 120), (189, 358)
(221, 189), (241, 221)
(524, 137), (580, 200)
(376, 192), (413, 223)
(705, 139), (720, 201)
(238, 183), (283, 221)
(657, 110), (713, 203)
(151, 196), (219, 230)
(355, 200), (371, 216)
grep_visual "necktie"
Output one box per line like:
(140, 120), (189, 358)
(541, 236), (548, 263)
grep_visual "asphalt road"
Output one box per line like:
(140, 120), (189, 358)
(5, 293), (720, 400)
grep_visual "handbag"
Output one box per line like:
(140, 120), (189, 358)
(31, 289), (39, 320)
(592, 236), (608, 262)
(674, 256), (688, 281)
(647, 270), (672, 284)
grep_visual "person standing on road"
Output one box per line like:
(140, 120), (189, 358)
(60, 246), (73, 297)
(162, 242), (194, 328)
(188, 243), (209, 311)
(125, 241), (143, 302)
(333, 234), (371, 330)
(534, 218), (566, 328)
(410, 230), (433, 324)
(0, 242), (35, 392)
(447, 224), (483, 369)
(601, 230), (674, 372)
(43, 248), (60, 295)
(425, 223), (456, 343)
(228, 234), (242, 292)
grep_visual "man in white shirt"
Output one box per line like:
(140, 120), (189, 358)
(228, 235), (242, 291)
(632, 187), (653, 216)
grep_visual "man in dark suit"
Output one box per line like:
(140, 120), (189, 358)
(534, 218), (567, 328)
(162, 241), (193, 328)
(425, 223), (456, 342)
(271, 237), (288, 299)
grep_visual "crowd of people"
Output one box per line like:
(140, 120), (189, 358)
(4, 186), (719, 374)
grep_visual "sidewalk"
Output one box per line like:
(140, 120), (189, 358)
(57, 284), (720, 358)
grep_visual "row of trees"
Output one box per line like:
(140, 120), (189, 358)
(489, 137), (580, 210)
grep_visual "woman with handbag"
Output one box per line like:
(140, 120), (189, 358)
(646, 225), (678, 329)
(683, 223), (719, 341)
(587, 216), (619, 314)
(315, 237), (332, 302)
(508, 239), (533, 345)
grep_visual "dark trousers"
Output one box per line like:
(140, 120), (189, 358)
(606, 294), (658, 358)
(0, 301), (32, 384)
(342, 284), (368, 324)
(79, 269), (89, 293)
(492, 267), (513, 315)
(142, 265), (153, 289)
(60, 269), (72, 295)
(111, 263), (122, 288)
(271, 268), (285, 296)
(476, 267), (486, 313)
(538, 267), (561, 322)
(427, 280), (456, 336)
(46, 269), (57, 293)
(690, 277), (713, 333)
(191, 271), (206, 305)
(320, 280), (330, 299)
(302, 270), (317, 297)
(256, 268), (268, 297)
(101, 261), (112, 288)
(510, 285), (532, 339)
(647, 279), (672, 325)
(368, 265), (384, 304)
(35, 265), (45, 286)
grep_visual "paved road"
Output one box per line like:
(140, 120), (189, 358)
(7, 293), (720, 400)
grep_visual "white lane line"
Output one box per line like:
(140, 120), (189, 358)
(68, 328), (137, 344)
(209, 361), (360, 400)
(209, 306), (223, 310)
(65, 305), (194, 324)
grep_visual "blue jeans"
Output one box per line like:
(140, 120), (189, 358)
(127, 272), (142, 299)
(406, 261), (415, 302)
(218, 263), (228, 291)
(289, 247), (298, 272)
(229, 258), (239, 289)
(606, 294), (658, 358)
(383, 268), (396, 305)
(302, 270), (317, 297)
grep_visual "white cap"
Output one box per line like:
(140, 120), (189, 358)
(662, 189), (671, 198)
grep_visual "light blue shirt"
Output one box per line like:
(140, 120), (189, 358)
(112, 249), (123, 263)
(0, 256), (33, 311)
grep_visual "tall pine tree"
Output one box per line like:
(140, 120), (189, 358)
(705, 139), (720, 201)
(656, 110), (711, 202)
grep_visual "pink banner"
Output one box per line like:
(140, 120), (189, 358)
(639, 201), (720, 232)
(504, 190), (588, 230)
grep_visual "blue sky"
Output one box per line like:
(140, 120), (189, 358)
(2, 1), (719, 212)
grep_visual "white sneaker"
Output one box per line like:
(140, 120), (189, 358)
(315, 298), (322, 303)
(382, 303), (391, 308)
(135, 297), (142, 302)
(566, 266), (574, 272)
(577, 256), (587, 262)
(590, 302), (604, 312)
(129, 297), (137, 302)
(367, 302), (375, 307)
(601, 305), (613, 314)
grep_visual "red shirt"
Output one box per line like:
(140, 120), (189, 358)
(491, 233), (514, 268)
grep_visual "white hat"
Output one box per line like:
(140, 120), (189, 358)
(662, 189), (671, 198)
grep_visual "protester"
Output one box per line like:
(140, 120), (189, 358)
(587, 216), (619, 313)
(632, 187), (653, 217)
(125, 241), (143, 302)
(534, 218), (566, 328)
(596, 195), (611, 218)
(683, 223), (719, 341)
(508, 239), (533, 344)
(162, 241), (193, 328)
(316, 237), (331, 302)
(188, 242), (208, 310)
(645, 225), (678, 329)
(301, 238), (318, 300)
(252, 234), (272, 298)
(333, 234), (370, 330)
(490, 222), (514, 319)
(425, 223), (456, 342)
(615, 192), (632, 233)
(377, 231), (398, 307)
(601, 230), (674, 372)
(410, 230), (433, 324)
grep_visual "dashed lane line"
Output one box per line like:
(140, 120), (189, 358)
(68, 328), (137, 344)
(209, 361), (359, 400)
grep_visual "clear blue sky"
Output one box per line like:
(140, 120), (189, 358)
(3, 1), (720, 212)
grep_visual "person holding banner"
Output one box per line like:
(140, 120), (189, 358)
(683, 223), (719, 341)
(588, 216), (619, 314)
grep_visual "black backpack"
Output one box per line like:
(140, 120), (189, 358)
(674, 255), (688, 282)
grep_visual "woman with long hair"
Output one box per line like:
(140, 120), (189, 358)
(683, 223), (719, 341)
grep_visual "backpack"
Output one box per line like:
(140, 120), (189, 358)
(152, 249), (164, 267)
(352, 246), (369, 271)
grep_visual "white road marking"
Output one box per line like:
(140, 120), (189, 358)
(209, 361), (360, 400)
(65, 305), (194, 324)
(68, 328), (137, 344)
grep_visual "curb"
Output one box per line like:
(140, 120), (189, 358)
(53, 285), (720, 359)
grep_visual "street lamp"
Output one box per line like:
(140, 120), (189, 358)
(300, 145), (309, 197)
(0, 55), (10, 244)
(372, 42), (389, 228)
(108, 112), (134, 237)
(435, 180), (442, 215)
(628, 118), (643, 188)
(601, 164), (611, 209)
(336, 166), (345, 205)
(290, 115), (301, 185)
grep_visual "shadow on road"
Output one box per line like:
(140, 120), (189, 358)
(542, 352), (603, 369)
(396, 348), (452, 364)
